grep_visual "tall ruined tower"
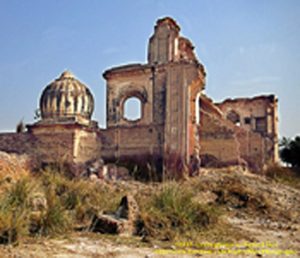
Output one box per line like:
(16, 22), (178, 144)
(148, 17), (180, 64)
(148, 18), (206, 167)
(103, 17), (206, 174)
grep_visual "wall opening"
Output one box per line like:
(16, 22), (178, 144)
(195, 92), (201, 125)
(227, 110), (241, 126)
(244, 117), (251, 124)
(123, 97), (142, 121)
(255, 117), (267, 132)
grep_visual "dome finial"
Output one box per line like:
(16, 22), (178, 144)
(60, 70), (74, 79)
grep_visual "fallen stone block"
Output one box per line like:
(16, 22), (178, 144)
(90, 194), (140, 235)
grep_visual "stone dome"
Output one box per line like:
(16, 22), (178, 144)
(39, 71), (94, 124)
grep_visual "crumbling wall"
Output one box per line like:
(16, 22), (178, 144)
(164, 63), (203, 158)
(148, 17), (199, 65)
(29, 125), (75, 165)
(199, 95), (278, 171)
(103, 65), (153, 128)
(235, 129), (266, 171)
(28, 124), (101, 166)
(102, 63), (164, 171)
(73, 129), (102, 164)
(178, 37), (197, 63)
(0, 132), (37, 155)
(152, 66), (167, 125)
(101, 125), (163, 161)
(148, 17), (180, 65)
(216, 95), (279, 164)
(199, 96), (241, 167)
(0, 129), (74, 168)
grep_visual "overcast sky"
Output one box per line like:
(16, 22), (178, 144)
(0, 0), (299, 138)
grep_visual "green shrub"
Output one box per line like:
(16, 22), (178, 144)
(139, 182), (216, 241)
(280, 136), (300, 168)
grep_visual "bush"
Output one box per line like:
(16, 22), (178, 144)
(139, 182), (216, 241)
(280, 136), (300, 169)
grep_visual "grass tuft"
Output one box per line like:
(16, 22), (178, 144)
(138, 182), (218, 241)
(265, 164), (300, 189)
(0, 177), (34, 244)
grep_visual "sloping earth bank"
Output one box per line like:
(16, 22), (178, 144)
(0, 167), (299, 257)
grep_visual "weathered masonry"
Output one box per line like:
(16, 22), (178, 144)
(0, 17), (279, 175)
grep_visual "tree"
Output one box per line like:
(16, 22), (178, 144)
(280, 136), (300, 168)
(16, 120), (25, 133)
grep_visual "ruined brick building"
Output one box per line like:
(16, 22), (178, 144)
(0, 17), (279, 176)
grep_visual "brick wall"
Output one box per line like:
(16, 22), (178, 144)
(0, 132), (37, 154)
(74, 129), (102, 163)
(199, 96), (274, 171)
(101, 125), (163, 161)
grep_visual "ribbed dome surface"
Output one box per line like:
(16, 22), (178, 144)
(40, 71), (94, 122)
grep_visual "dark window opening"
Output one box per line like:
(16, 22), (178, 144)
(255, 117), (267, 132)
(244, 117), (251, 124)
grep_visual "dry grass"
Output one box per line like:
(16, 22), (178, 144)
(265, 164), (300, 189)
(0, 168), (127, 244)
(0, 152), (30, 191)
(0, 164), (299, 248)
(0, 168), (225, 245)
(0, 177), (34, 244)
(136, 181), (222, 243)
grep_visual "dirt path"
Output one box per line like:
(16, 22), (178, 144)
(1, 232), (299, 258)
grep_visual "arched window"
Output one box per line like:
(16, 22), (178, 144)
(123, 97), (142, 121)
(227, 110), (241, 126)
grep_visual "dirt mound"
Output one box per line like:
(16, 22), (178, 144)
(194, 167), (300, 222)
(190, 167), (300, 254)
(0, 166), (299, 257)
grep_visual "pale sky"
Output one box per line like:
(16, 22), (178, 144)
(0, 0), (299, 138)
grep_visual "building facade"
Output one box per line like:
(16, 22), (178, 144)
(0, 17), (279, 176)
